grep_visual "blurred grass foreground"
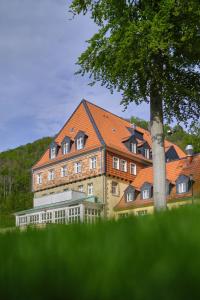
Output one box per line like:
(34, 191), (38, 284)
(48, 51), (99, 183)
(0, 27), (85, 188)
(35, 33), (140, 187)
(1, 205), (200, 300)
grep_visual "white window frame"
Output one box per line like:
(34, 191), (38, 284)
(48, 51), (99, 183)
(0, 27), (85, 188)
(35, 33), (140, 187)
(126, 192), (134, 202)
(48, 170), (55, 181)
(113, 157), (120, 170)
(87, 183), (93, 196)
(121, 159), (127, 172)
(178, 182), (187, 194)
(63, 142), (69, 155)
(111, 181), (119, 195)
(61, 166), (67, 177)
(144, 148), (150, 159)
(90, 156), (97, 169)
(130, 142), (137, 154)
(78, 185), (84, 192)
(130, 163), (137, 175)
(74, 162), (82, 174)
(36, 173), (42, 185)
(50, 147), (56, 159)
(77, 136), (84, 150)
(142, 189), (150, 200)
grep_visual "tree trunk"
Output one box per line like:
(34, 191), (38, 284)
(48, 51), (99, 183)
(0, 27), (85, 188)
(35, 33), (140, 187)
(150, 88), (167, 211)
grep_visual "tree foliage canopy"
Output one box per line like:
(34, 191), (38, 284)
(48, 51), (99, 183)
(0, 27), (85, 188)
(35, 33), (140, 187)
(70, 0), (200, 124)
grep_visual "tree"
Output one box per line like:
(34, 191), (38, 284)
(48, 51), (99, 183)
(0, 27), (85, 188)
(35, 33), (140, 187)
(70, 0), (200, 211)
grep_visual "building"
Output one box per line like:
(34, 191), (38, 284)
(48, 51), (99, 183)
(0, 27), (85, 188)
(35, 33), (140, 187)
(15, 99), (199, 226)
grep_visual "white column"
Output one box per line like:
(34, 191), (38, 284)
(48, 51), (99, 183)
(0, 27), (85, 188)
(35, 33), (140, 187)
(80, 204), (84, 222)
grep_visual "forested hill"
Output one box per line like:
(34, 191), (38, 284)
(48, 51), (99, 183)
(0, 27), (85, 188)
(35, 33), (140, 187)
(0, 137), (52, 214)
(0, 118), (199, 215)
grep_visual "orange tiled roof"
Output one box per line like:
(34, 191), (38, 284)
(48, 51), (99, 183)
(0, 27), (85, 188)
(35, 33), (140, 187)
(33, 99), (185, 169)
(133, 154), (200, 189)
(85, 100), (185, 158)
(115, 154), (200, 211)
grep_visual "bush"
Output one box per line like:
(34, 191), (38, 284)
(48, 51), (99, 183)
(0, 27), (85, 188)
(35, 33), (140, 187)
(0, 205), (200, 299)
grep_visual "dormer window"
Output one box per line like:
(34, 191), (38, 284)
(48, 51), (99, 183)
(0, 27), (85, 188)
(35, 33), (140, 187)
(176, 175), (190, 194)
(130, 142), (137, 154)
(50, 147), (56, 159)
(141, 182), (152, 200)
(77, 136), (84, 150)
(125, 186), (135, 202)
(178, 182), (187, 193)
(62, 142), (69, 155)
(49, 142), (59, 159)
(75, 131), (87, 150)
(142, 189), (150, 199)
(126, 192), (134, 202)
(61, 136), (72, 155)
(144, 148), (150, 159)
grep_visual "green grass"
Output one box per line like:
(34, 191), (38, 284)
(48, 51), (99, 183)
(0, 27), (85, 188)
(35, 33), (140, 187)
(1, 205), (200, 300)
(0, 214), (15, 228)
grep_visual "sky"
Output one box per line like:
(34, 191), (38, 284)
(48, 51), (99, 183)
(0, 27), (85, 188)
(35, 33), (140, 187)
(0, 0), (149, 153)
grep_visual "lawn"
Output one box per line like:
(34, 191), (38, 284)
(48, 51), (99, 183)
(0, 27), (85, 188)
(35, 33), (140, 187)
(0, 205), (200, 300)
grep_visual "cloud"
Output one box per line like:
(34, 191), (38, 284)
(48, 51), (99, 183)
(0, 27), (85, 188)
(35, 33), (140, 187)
(0, 0), (149, 152)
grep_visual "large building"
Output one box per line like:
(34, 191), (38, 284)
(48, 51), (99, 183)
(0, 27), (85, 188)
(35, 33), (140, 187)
(15, 100), (200, 226)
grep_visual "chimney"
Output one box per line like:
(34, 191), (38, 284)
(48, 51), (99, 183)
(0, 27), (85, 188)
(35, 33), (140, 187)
(185, 145), (194, 156)
(185, 145), (194, 164)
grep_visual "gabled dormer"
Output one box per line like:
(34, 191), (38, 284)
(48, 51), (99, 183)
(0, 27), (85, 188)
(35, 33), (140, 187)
(165, 146), (179, 162)
(140, 182), (153, 200)
(127, 127), (144, 141)
(75, 131), (88, 150)
(61, 136), (72, 155)
(176, 174), (191, 194)
(138, 141), (151, 159)
(124, 185), (136, 202)
(123, 134), (138, 154)
(49, 141), (59, 160)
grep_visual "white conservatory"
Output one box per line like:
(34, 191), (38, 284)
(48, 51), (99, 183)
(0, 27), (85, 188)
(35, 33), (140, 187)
(15, 190), (103, 227)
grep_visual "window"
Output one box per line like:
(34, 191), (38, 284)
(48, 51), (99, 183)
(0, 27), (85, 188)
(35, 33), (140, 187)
(178, 182), (187, 194)
(126, 192), (134, 202)
(68, 206), (81, 223)
(112, 182), (119, 195)
(87, 183), (93, 196)
(144, 148), (150, 159)
(61, 166), (67, 177)
(78, 185), (84, 192)
(48, 170), (55, 181)
(130, 142), (137, 153)
(121, 159), (127, 172)
(77, 136), (84, 150)
(90, 156), (97, 169)
(50, 147), (56, 159)
(54, 210), (66, 224)
(130, 163), (137, 175)
(142, 189), (150, 199)
(113, 157), (120, 169)
(74, 162), (82, 174)
(62, 142), (69, 155)
(36, 173), (42, 185)
(137, 210), (148, 216)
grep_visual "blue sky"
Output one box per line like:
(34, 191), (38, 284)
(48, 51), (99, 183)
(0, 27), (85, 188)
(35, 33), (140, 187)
(0, 0), (149, 152)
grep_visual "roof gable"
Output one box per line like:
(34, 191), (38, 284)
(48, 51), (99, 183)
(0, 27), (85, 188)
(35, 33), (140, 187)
(33, 101), (103, 169)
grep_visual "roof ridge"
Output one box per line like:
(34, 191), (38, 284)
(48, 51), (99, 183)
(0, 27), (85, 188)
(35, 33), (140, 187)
(83, 98), (148, 133)
(82, 99), (105, 146)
